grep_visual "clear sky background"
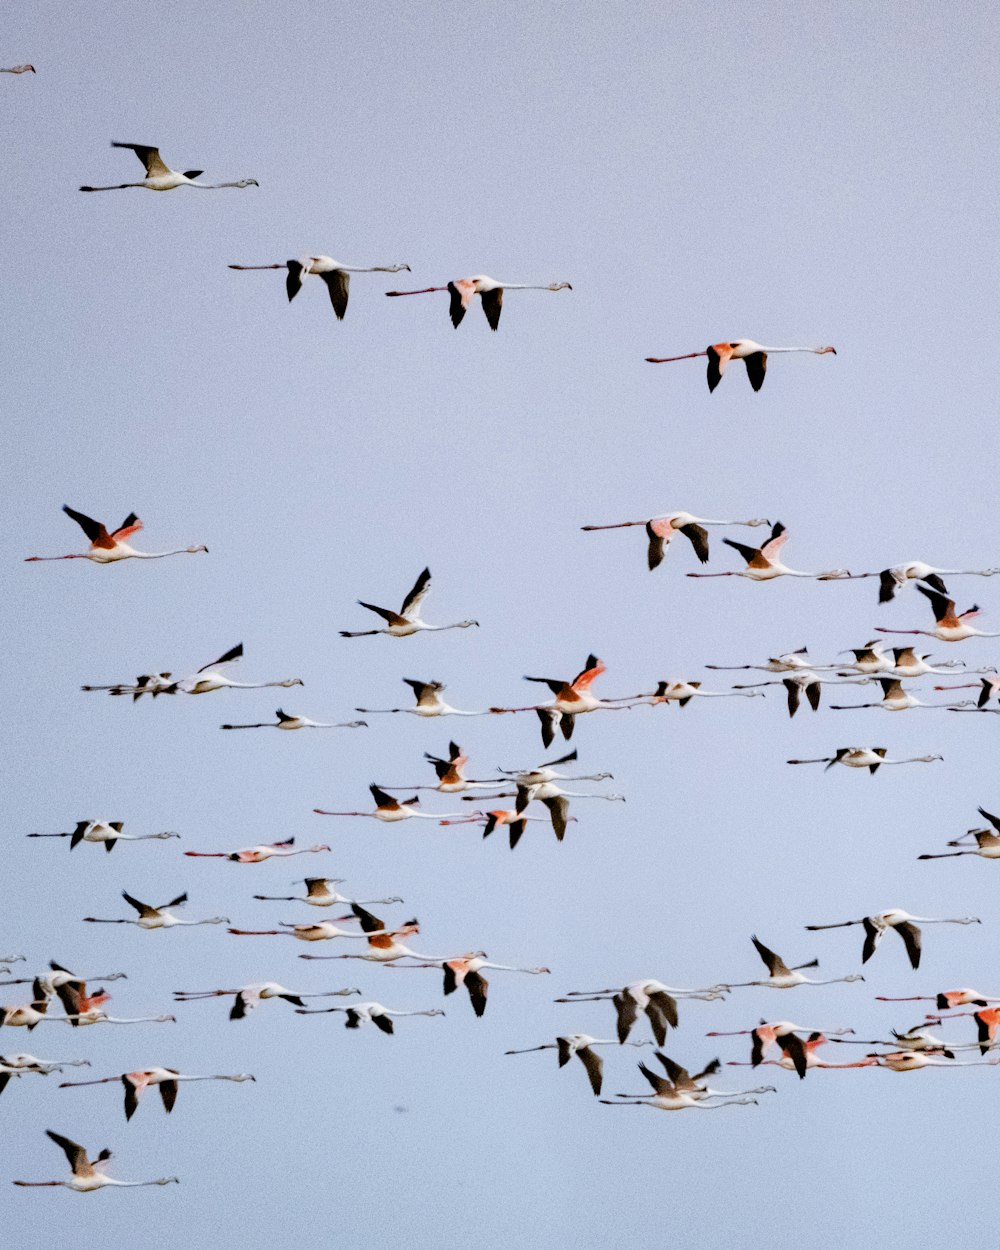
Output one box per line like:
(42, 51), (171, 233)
(3, 2), (1000, 1246)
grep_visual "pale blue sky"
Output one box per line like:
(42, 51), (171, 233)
(4, 2), (1000, 1246)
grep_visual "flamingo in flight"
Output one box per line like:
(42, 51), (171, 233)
(707, 647), (841, 675)
(184, 837), (331, 863)
(1, 64), (35, 73)
(805, 909), (981, 970)
(13, 1130), (179, 1191)
(298, 913), (450, 964)
(622, 678), (764, 708)
(495, 749), (612, 797)
(1, 963), (127, 1009)
(442, 807), (579, 849)
(836, 561), (1000, 604)
(174, 982), (361, 1021)
(229, 256), (410, 320)
(867, 1049), (999, 1072)
(865, 647), (968, 679)
(687, 522), (847, 582)
(253, 877), (403, 909)
(645, 339), (836, 391)
(787, 747), (943, 772)
(60, 1068), (255, 1120)
(490, 655), (634, 747)
(340, 568), (478, 638)
(389, 952), (550, 1017)
(828, 677), (970, 713)
(876, 585), (1000, 643)
(466, 783), (624, 841)
(876, 987), (1000, 1012)
(221, 709), (367, 731)
(0, 1055), (89, 1098)
(24, 505), (207, 564)
(928, 1007), (1000, 1055)
(706, 1021), (855, 1079)
(505, 1034), (652, 1096)
(918, 807), (1000, 861)
(726, 1032), (871, 1074)
(732, 672), (869, 717)
(601, 1060), (760, 1111)
(556, 980), (727, 1046)
(83, 891), (229, 930)
(717, 936), (864, 991)
(314, 783), (464, 823)
(27, 820), (179, 853)
(82, 643), (303, 697)
(381, 741), (506, 795)
(1, 986), (174, 1030)
(645, 1052), (776, 1100)
(295, 1001), (445, 1032)
(580, 512), (770, 571)
(934, 670), (1000, 708)
(80, 141), (257, 192)
(356, 678), (492, 719)
(384, 275), (571, 330)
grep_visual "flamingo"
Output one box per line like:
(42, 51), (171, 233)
(732, 672), (870, 717)
(294, 1001), (445, 1032)
(27, 820), (179, 853)
(496, 749), (612, 794)
(0, 1056), (87, 1095)
(253, 877), (403, 909)
(644, 339), (836, 392)
(580, 512), (770, 570)
(226, 918), (387, 943)
(804, 909), (981, 970)
(1, 64), (35, 73)
(440, 808), (577, 850)
(390, 952), (550, 1017)
(381, 741), (506, 795)
(622, 679), (765, 708)
(60, 1068), (256, 1119)
(600, 1060), (760, 1110)
(876, 584), (1000, 643)
(933, 671), (1000, 707)
(1, 985), (174, 1029)
(867, 1049), (999, 1072)
(299, 926), (451, 964)
(870, 647), (967, 679)
(505, 1034), (652, 1096)
(82, 643), (303, 697)
(919, 810), (1000, 861)
(726, 1034), (872, 1074)
(339, 568), (478, 638)
(314, 783), (464, 823)
(835, 561), (1000, 604)
(824, 1025), (973, 1054)
(649, 1051), (776, 1099)
(555, 980), (728, 1045)
(829, 677), (970, 712)
(356, 678), (492, 719)
(384, 275), (571, 330)
(467, 783), (624, 841)
(24, 505), (207, 564)
(705, 1021), (855, 1079)
(229, 256), (410, 319)
(835, 640), (895, 674)
(184, 838), (331, 863)
(490, 655), (634, 747)
(787, 748), (943, 772)
(14, 1131), (179, 1191)
(706, 647), (841, 674)
(80, 141), (257, 192)
(83, 891), (229, 930)
(173, 982), (361, 1021)
(876, 987), (1000, 1011)
(687, 522), (847, 582)
(717, 936), (864, 990)
(927, 1007), (1000, 1054)
(221, 710), (367, 731)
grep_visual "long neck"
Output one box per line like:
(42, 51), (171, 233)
(131, 548), (198, 559)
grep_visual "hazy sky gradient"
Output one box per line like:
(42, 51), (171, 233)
(4, 3), (1000, 1246)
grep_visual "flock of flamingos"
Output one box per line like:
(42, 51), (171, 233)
(7, 71), (1000, 1192)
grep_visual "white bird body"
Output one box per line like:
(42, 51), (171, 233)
(79, 142), (257, 193)
(27, 820), (179, 852)
(83, 891), (229, 930)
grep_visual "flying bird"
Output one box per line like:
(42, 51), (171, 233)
(687, 522), (847, 582)
(253, 877), (403, 909)
(82, 644), (303, 697)
(787, 748), (943, 772)
(804, 909), (981, 969)
(184, 838), (332, 863)
(645, 339), (836, 391)
(173, 983), (360, 1021)
(717, 936), (864, 990)
(27, 820), (179, 853)
(294, 1001), (445, 1032)
(60, 1068), (255, 1120)
(13, 1130), (178, 1191)
(356, 679), (492, 719)
(220, 710), (367, 731)
(875, 585), (1000, 643)
(229, 256), (410, 319)
(80, 141), (258, 192)
(835, 561), (1000, 603)
(83, 891), (229, 930)
(385, 275), (571, 329)
(339, 569), (478, 637)
(24, 505), (207, 564)
(505, 1034), (652, 1096)
(580, 512), (770, 570)
(556, 980), (727, 1045)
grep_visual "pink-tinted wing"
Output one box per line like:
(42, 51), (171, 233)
(759, 524), (789, 561)
(572, 655), (606, 691)
(269, 839), (295, 850)
(111, 513), (143, 541)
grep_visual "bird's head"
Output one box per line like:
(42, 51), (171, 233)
(187, 545), (209, 554)
(236, 179), (259, 188)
